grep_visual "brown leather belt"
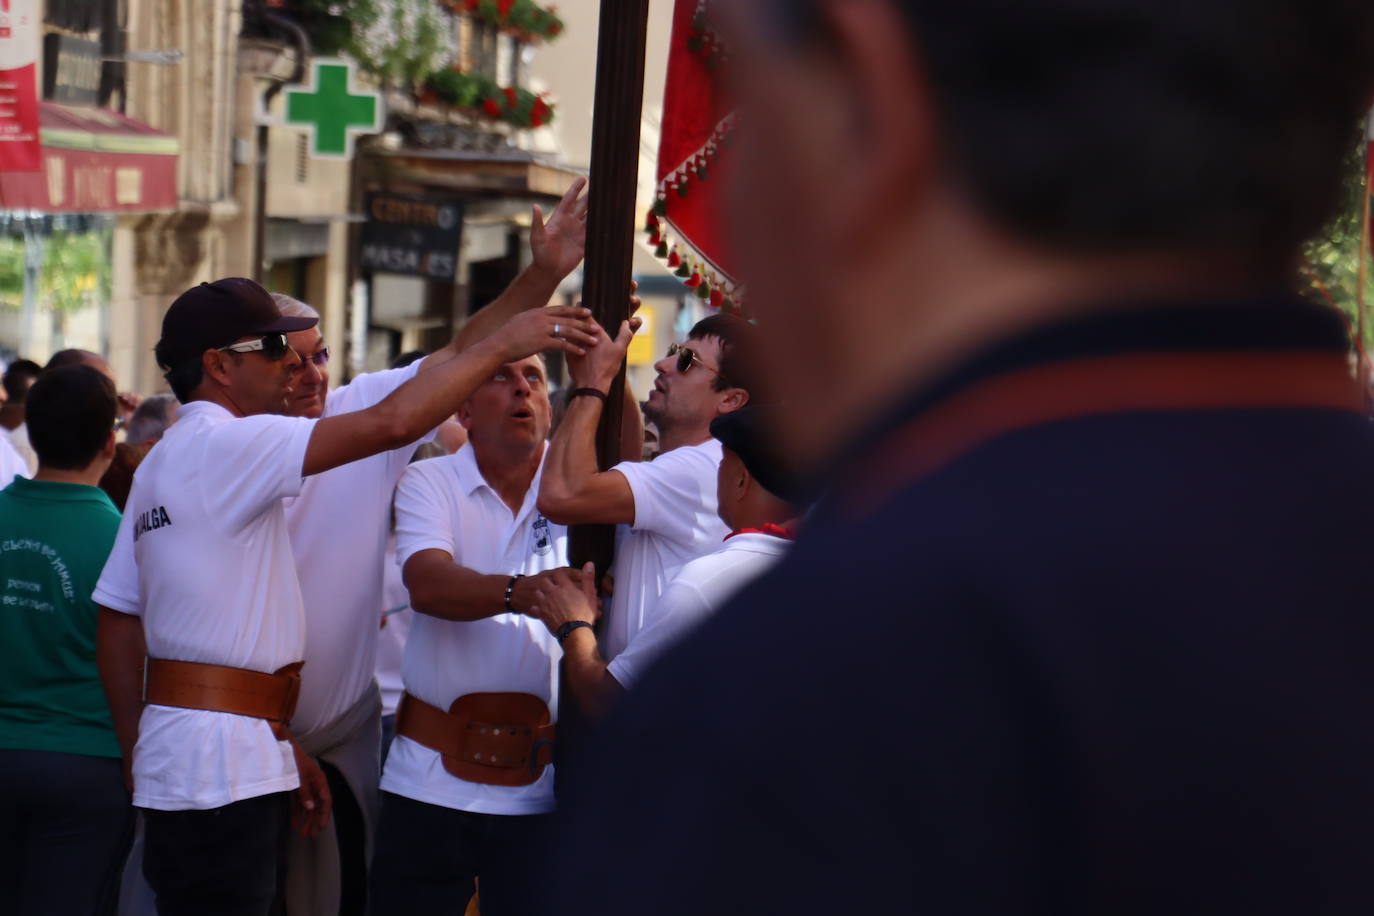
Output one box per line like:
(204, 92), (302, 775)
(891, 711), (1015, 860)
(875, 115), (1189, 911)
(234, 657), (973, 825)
(395, 691), (555, 787)
(143, 658), (304, 740)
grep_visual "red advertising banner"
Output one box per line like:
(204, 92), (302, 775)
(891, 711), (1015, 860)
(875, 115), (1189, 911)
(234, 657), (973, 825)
(0, 0), (41, 172)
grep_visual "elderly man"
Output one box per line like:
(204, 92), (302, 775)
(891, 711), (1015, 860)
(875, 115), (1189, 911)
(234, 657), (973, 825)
(271, 178), (590, 916)
(370, 348), (586, 916)
(93, 277), (594, 916)
(555, 1), (1374, 915)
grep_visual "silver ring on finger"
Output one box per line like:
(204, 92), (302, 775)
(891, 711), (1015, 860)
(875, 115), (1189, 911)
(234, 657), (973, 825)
(552, 323), (561, 339)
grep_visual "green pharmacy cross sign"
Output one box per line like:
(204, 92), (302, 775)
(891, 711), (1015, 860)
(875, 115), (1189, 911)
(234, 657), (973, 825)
(284, 59), (382, 159)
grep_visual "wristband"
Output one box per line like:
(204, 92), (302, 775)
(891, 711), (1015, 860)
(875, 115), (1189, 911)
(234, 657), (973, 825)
(570, 387), (608, 402)
(504, 574), (524, 613)
(556, 620), (595, 644)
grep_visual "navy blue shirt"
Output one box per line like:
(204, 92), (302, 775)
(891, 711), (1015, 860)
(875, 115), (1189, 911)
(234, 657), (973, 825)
(552, 298), (1374, 915)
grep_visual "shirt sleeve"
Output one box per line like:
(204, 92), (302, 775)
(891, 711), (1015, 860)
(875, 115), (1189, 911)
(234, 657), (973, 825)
(93, 507), (141, 615)
(204, 414), (318, 533)
(612, 442), (721, 541)
(394, 462), (458, 569)
(607, 576), (714, 689)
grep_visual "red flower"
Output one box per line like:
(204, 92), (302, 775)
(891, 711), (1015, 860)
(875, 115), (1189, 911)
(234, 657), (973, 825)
(497, 0), (514, 17)
(483, 97), (502, 117)
(503, 87), (518, 107)
(464, 0), (478, 9)
(531, 112), (545, 128)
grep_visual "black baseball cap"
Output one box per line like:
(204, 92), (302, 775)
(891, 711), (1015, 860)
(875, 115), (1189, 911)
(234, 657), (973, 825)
(154, 278), (317, 370)
(710, 406), (800, 504)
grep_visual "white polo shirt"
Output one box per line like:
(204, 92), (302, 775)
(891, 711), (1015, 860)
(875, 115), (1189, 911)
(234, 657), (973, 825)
(383, 443), (565, 816)
(284, 361), (434, 737)
(93, 400), (317, 811)
(608, 532), (790, 689)
(604, 439), (728, 661)
(0, 433), (27, 489)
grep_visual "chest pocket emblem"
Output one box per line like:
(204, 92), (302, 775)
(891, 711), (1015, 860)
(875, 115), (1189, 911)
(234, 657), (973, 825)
(531, 514), (552, 557)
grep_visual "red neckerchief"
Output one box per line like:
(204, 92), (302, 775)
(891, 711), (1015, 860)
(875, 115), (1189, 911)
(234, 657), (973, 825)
(725, 523), (796, 542)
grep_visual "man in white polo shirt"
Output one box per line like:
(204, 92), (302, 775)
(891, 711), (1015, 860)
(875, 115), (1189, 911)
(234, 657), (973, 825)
(531, 406), (797, 715)
(539, 313), (766, 664)
(93, 277), (595, 916)
(272, 179), (590, 916)
(370, 350), (585, 916)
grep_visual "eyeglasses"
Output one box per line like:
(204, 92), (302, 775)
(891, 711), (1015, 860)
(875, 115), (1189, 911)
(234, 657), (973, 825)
(299, 347), (330, 369)
(219, 333), (291, 361)
(667, 342), (730, 385)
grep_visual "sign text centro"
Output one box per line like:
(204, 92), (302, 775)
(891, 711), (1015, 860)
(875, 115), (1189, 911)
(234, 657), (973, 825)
(359, 192), (464, 281)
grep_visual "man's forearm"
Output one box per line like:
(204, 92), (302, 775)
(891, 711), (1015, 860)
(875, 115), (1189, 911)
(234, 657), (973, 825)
(560, 627), (623, 718)
(540, 394), (606, 511)
(407, 563), (514, 622)
(97, 608), (146, 765)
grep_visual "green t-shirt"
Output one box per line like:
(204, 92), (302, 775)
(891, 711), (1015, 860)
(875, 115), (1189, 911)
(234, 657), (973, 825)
(0, 476), (122, 758)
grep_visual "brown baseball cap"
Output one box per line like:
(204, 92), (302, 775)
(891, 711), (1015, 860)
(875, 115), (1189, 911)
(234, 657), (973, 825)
(154, 278), (317, 370)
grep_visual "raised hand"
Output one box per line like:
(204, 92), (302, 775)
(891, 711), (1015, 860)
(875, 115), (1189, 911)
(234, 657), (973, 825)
(491, 304), (600, 362)
(531, 177), (589, 280)
(568, 315), (643, 391)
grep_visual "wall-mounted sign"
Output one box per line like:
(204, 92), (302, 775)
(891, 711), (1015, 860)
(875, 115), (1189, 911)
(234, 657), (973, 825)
(360, 192), (463, 281)
(42, 33), (101, 106)
(284, 58), (382, 159)
(0, 0), (41, 172)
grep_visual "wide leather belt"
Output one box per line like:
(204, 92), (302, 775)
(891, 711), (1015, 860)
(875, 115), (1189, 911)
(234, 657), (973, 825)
(395, 691), (555, 787)
(143, 658), (304, 740)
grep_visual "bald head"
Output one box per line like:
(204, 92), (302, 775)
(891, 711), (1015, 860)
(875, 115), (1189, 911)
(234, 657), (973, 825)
(46, 349), (114, 382)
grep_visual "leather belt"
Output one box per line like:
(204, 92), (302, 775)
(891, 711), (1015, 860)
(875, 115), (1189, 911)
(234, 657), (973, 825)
(143, 658), (304, 740)
(395, 691), (555, 787)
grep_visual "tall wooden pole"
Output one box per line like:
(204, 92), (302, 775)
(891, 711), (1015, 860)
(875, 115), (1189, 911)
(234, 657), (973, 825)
(569, 0), (652, 574)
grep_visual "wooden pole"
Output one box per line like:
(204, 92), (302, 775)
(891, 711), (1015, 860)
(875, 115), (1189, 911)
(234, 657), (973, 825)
(569, 0), (652, 574)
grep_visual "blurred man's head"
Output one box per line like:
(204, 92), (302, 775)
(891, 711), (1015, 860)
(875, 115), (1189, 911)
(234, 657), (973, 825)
(154, 278), (314, 416)
(459, 356), (552, 459)
(1, 358), (41, 424)
(124, 393), (179, 448)
(645, 314), (763, 442)
(27, 365), (118, 476)
(272, 293), (331, 419)
(719, 0), (1374, 463)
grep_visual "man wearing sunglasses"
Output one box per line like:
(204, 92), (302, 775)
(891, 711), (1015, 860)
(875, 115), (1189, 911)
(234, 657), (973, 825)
(263, 178), (592, 916)
(92, 275), (596, 915)
(539, 312), (764, 670)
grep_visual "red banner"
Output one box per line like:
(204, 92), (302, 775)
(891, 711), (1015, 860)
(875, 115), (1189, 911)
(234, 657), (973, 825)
(647, 0), (741, 312)
(0, 0), (41, 172)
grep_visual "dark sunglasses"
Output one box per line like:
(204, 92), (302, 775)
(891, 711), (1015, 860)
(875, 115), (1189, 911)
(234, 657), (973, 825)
(219, 333), (291, 361)
(667, 342), (730, 385)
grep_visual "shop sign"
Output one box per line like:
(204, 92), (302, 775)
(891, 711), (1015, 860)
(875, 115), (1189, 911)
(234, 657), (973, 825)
(0, 0), (41, 172)
(360, 192), (463, 281)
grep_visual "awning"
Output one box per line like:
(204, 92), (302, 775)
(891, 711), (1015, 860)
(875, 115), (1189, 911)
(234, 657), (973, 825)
(0, 102), (179, 214)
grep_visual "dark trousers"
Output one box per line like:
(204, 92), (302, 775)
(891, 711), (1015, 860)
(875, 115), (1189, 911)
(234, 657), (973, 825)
(0, 747), (134, 916)
(370, 791), (551, 916)
(143, 791), (290, 916)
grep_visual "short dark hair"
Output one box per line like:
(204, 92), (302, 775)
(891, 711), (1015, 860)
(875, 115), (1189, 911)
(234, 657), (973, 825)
(689, 314), (769, 404)
(2, 359), (41, 401)
(792, 0), (1374, 252)
(159, 352), (203, 403)
(26, 365), (117, 471)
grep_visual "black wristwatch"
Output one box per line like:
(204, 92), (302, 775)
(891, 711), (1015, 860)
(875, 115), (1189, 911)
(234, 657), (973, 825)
(555, 620), (594, 644)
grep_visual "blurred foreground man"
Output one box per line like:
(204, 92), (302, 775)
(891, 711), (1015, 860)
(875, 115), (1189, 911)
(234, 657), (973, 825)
(555, 2), (1374, 914)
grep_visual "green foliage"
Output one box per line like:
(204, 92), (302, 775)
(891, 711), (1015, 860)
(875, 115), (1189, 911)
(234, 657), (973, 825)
(1302, 137), (1374, 344)
(458, 0), (564, 41)
(0, 231), (109, 314)
(291, 0), (448, 88)
(424, 68), (554, 127)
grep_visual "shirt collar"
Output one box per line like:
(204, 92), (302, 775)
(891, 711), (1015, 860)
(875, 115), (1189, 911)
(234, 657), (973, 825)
(177, 399), (235, 422)
(453, 441), (550, 520)
(810, 295), (1351, 501)
(5, 475), (117, 507)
